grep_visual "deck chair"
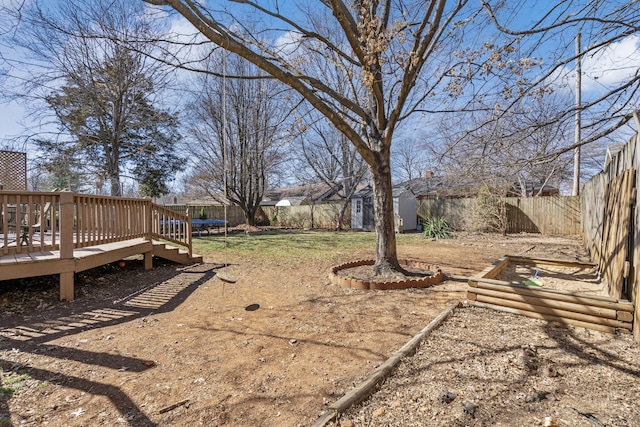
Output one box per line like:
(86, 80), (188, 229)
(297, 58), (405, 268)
(16, 202), (51, 245)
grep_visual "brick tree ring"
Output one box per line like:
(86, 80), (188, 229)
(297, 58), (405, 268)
(329, 259), (444, 290)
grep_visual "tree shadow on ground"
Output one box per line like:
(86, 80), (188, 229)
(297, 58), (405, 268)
(0, 260), (219, 426)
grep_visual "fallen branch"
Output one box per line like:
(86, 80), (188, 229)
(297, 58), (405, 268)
(159, 399), (190, 414)
(572, 408), (605, 427)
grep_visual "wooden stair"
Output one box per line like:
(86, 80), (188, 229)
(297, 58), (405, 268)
(152, 242), (203, 264)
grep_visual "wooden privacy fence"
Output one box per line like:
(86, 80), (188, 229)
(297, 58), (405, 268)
(172, 197), (581, 233)
(167, 203), (350, 229)
(417, 198), (472, 231)
(581, 117), (640, 341)
(418, 196), (582, 235)
(582, 168), (636, 300)
(259, 203), (350, 229)
(505, 196), (581, 234)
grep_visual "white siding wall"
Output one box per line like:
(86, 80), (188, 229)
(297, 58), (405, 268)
(394, 192), (417, 230)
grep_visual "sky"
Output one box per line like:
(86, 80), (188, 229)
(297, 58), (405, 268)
(0, 100), (25, 139)
(551, 34), (640, 94)
(0, 0), (639, 175)
(0, 0), (37, 147)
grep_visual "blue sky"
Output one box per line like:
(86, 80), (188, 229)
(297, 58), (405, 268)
(1, 1), (639, 157)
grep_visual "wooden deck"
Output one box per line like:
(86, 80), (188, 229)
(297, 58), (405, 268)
(1, 191), (202, 301)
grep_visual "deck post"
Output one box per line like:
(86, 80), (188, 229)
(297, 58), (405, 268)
(144, 251), (153, 270)
(145, 198), (153, 241)
(186, 208), (192, 259)
(144, 198), (153, 270)
(59, 191), (75, 301)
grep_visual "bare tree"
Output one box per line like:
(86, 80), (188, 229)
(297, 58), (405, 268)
(296, 113), (369, 230)
(138, 1), (638, 275)
(436, 101), (566, 194)
(392, 136), (431, 183)
(186, 53), (291, 225)
(436, 90), (609, 198)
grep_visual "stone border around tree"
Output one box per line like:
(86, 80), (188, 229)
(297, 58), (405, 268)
(329, 259), (444, 290)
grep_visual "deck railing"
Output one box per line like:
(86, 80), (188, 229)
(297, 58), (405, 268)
(0, 191), (192, 258)
(151, 203), (192, 258)
(1, 191), (60, 255)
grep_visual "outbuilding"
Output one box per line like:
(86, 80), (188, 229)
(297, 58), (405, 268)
(351, 185), (417, 231)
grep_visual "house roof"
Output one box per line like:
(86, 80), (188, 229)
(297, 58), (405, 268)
(508, 181), (560, 196)
(277, 196), (307, 206)
(163, 194), (233, 206)
(352, 185), (372, 198)
(353, 184), (416, 199)
(605, 144), (624, 168)
(400, 176), (479, 198)
(397, 176), (559, 198)
(264, 182), (343, 205)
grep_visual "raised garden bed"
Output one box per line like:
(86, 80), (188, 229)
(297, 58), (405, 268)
(467, 255), (634, 334)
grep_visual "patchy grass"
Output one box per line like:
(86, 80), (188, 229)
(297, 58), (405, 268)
(1, 372), (30, 398)
(193, 229), (423, 263)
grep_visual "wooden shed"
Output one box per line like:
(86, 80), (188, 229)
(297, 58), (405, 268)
(351, 185), (417, 231)
(351, 186), (375, 231)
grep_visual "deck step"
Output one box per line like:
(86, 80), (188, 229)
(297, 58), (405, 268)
(152, 242), (203, 265)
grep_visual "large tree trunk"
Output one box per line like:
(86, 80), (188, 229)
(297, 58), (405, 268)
(335, 199), (350, 230)
(107, 149), (121, 196)
(369, 150), (401, 276)
(245, 207), (257, 226)
(110, 175), (121, 196)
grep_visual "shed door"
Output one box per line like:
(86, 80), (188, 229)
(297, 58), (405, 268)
(352, 198), (363, 229)
(363, 196), (374, 230)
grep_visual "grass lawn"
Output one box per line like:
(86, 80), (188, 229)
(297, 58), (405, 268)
(192, 229), (423, 263)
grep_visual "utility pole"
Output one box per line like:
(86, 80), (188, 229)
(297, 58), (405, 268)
(572, 31), (581, 196)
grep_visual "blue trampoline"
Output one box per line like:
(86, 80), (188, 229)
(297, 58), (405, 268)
(191, 219), (227, 236)
(160, 219), (228, 236)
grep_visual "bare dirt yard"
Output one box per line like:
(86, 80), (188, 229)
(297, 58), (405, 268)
(1, 231), (638, 427)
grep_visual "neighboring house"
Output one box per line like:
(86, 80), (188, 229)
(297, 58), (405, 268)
(351, 184), (417, 231)
(163, 195), (232, 206)
(508, 182), (560, 197)
(274, 196), (306, 207)
(604, 144), (624, 169)
(399, 170), (479, 200)
(262, 182), (343, 206)
(402, 170), (559, 199)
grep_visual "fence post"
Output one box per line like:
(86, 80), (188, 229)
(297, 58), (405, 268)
(59, 191), (75, 301)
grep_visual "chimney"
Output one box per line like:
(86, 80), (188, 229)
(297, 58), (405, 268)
(425, 169), (434, 179)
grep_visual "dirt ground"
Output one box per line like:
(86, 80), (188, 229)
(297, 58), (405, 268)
(330, 306), (640, 427)
(0, 232), (637, 426)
